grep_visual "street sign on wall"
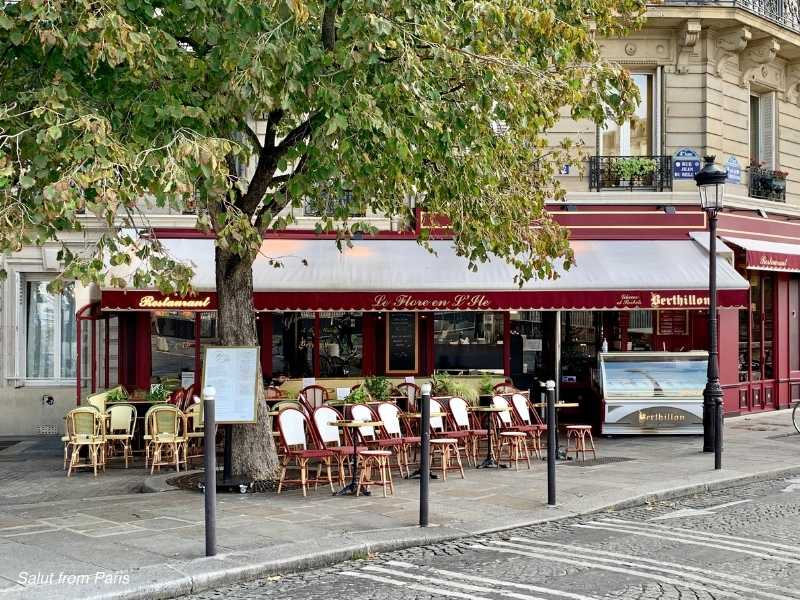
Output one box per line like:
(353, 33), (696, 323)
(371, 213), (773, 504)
(726, 156), (742, 184)
(672, 148), (701, 179)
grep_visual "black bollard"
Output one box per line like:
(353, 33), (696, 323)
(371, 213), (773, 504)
(419, 383), (431, 527)
(714, 396), (723, 470)
(203, 387), (217, 556)
(546, 380), (556, 506)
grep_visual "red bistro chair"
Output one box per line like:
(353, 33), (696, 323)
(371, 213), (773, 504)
(510, 392), (546, 459)
(276, 408), (335, 496)
(491, 395), (532, 470)
(375, 402), (420, 478)
(447, 397), (488, 467)
(396, 382), (421, 413)
(300, 385), (329, 410)
(427, 398), (466, 480)
(312, 405), (368, 486)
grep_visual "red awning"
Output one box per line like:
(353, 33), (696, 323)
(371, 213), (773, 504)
(101, 238), (749, 311)
(722, 236), (800, 272)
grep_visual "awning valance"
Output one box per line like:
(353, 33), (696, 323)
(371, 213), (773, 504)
(722, 236), (800, 272)
(101, 238), (749, 311)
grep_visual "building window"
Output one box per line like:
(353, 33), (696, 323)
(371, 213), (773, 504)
(25, 281), (76, 380)
(272, 312), (315, 378)
(319, 312), (363, 377)
(150, 311), (196, 386)
(601, 73), (654, 156)
(749, 92), (775, 169)
(303, 188), (365, 217)
(434, 312), (504, 373)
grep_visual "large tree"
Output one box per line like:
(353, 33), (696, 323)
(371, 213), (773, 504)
(0, 0), (644, 480)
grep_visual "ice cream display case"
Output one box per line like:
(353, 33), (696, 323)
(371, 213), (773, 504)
(598, 351), (707, 435)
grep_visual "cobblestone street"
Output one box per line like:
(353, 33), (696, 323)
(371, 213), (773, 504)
(187, 475), (800, 600)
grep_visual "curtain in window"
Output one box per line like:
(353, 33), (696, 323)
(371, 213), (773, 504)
(60, 283), (76, 378)
(26, 281), (56, 378)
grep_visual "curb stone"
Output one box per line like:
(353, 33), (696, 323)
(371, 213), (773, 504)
(24, 461), (795, 600)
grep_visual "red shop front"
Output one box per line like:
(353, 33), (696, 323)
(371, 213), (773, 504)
(79, 237), (749, 420)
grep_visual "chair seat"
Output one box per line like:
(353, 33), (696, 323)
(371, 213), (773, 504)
(360, 450), (392, 456)
(465, 428), (488, 436)
(402, 435), (421, 444)
(330, 445), (369, 454)
(105, 433), (132, 441)
(499, 431), (527, 438)
(376, 438), (405, 448)
(187, 432), (205, 439)
(441, 430), (470, 439)
(431, 438), (458, 444)
(69, 435), (103, 445)
(288, 449), (333, 458)
(566, 425), (592, 430)
(514, 424), (543, 433)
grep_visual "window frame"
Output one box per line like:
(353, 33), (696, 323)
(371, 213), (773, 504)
(599, 70), (659, 156)
(22, 276), (77, 386)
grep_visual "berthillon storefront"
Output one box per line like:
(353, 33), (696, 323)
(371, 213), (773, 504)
(75, 233), (755, 433)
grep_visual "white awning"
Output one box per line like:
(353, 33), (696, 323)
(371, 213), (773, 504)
(722, 236), (800, 272)
(102, 238), (749, 311)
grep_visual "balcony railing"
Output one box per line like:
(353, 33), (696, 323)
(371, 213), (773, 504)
(748, 166), (787, 201)
(589, 155), (673, 192)
(660, 1), (800, 35)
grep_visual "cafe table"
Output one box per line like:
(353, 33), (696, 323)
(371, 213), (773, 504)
(329, 419), (383, 496)
(468, 406), (510, 468)
(531, 402), (580, 459)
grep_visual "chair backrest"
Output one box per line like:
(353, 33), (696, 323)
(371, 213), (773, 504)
(300, 385), (328, 409)
(376, 403), (402, 437)
(169, 388), (185, 407)
(67, 407), (102, 438)
(396, 383), (420, 411)
(296, 392), (314, 416)
(493, 382), (517, 395)
(491, 395), (513, 426)
(277, 407), (310, 450)
(511, 393), (532, 425)
(313, 406), (344, 447)
(86, 392), (108, 413)
(150, 405), (181, 437)
(107, 404), (136, 435)
(350, 404), (377, 440)
(266, 385), (285, 400)
(448, 397), (471, 429)
(429, 398), (446, 433)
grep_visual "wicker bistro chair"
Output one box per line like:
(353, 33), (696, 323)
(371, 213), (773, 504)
(428, 398), (466, 480)
(65, 407), (106, 477)
(276, 408), (335, 496)
(184, 400), (207, 467)
(509, 392), (547, 459)
(447, 397), (488, 467)
(144, 404), (188, 474)
(491, 396), (532, 470)
(375, 402), (420, 478)
(395, 382), (421, 413)
(300, 385), (329, 410)
(105, 403), (136, 468)
(312, 405), (369, 486)
(493, 381), (518, 395)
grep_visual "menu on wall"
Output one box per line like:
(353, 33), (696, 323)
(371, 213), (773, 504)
(657, 310), (689, 336)
(386, 313), (418, 373)
(202, 346), (259, 423)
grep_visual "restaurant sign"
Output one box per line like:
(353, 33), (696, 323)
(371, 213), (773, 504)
(138, 295), (213, 309)
(100, 291), (218, 311)
(746, 249), (800, 272)
(371, 293), (492, 311)
(618, 406), (702, 429)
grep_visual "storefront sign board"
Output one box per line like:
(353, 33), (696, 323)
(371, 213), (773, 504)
(672, 148), (701, 179)
(202, 346), (259, 424)
(745, 250), (800, 272)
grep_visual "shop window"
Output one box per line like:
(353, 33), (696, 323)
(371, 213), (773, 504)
(272, 312), (315, 378)
(560, 311), (598, 385)
(790, 277), (800, 373)
(434, 312), (503, 373)
(600, 73), (654, 156)
(319, 312), (363, 377)
(740, 272), (776, 382)
(150, 311), (195, 386)
(25, 280), (76, 380)
(627, 310), (653, 351)
(509, 311), (544, 376)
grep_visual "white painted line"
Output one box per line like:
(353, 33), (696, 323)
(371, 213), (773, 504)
(573, 522), (800, 566)
(342, 571), (491, 600)
(384, 560), (602, 600)
(603, 518), (800, 554)
(504, 537), (800, 600)
(648, 499), (751, 521)
(479, 542), (738, 599)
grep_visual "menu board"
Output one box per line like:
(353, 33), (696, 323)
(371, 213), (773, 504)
(386, 313), (418, 373)
(202, 346), (259, 423)
(658, 311), (689, 336)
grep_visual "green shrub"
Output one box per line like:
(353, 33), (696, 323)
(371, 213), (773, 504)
(347, 385), (371, 404)
(364, 376), (391, 401)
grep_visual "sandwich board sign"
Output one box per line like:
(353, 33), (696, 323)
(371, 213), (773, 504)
(202, 346), (259, 423)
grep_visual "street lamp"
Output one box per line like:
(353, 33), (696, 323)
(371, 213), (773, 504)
(695, 156), (727, 470)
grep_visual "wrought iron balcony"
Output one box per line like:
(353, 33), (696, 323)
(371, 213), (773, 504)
(659, 1), (800, 35)
(589, 155), (673, 192)
(748, 166), (787, 201)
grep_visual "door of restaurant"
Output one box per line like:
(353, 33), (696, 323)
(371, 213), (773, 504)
(509, 311), (556, 393)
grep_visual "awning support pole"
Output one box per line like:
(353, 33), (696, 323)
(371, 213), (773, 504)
(554, 311), (561, 405)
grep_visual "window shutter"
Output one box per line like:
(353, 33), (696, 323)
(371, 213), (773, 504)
(759, 92), (776, 170)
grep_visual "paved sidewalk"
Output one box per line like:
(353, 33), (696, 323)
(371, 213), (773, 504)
(0, 411), (798, 600)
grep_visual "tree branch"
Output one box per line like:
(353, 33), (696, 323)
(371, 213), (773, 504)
(322, 1), (338, 51)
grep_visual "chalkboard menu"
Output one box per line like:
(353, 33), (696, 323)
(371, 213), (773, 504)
(657, 310), (689, 336)
(386, 313), (418, 373)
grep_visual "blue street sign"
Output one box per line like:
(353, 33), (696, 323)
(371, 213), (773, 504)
(672, 148), (701, 179)
(725, 156), (741, 184)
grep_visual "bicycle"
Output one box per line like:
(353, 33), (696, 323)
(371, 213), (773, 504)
(793, 401), (800, 434)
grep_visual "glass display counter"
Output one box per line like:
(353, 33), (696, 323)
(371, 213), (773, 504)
(598, 351), (707, 435)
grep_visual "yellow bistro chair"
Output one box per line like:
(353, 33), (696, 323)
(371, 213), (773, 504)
(86, 391), (110, 414)
(65, 407), (106, 477)
(145, 405), (187, 474)
(105, 404), (137, 468)
(184, 399), (207, 467)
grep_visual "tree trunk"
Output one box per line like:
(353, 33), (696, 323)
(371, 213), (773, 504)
(215, 246), (280, 482)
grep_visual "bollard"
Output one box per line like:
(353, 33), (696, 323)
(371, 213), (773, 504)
(202, 386), (217, 557)
(714, 396), (723, 470)
(419, 383), (431, 527)
(546, 380), (556, 506)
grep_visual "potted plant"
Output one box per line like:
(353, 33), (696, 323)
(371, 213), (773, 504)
(770, 169), (788, 199)
(346, 385), (371, 405)
(364, 376), (391, 402)
(613, 157), (657, 188)
(106, 387), (129, 404)
(146, 384), (170, 404)
(478, 373), (495, 405)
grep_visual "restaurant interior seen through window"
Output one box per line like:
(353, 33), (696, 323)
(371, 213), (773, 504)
(151, 311), (196, 387)
(434, 312), (504, 373)
(271, 312), (315, 379)
(319, 312), (363, 377)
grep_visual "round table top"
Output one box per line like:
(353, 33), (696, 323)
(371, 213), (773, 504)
(329, 420), (383, 428)
(469, 406), (509, 412)
(401, 412), (446, 418)
(531, 402), (580, 408)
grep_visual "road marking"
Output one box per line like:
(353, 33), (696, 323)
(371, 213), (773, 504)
(342, 570), (491, 600)
(599, 518), (800, 559)
(649, 499), (751, 521)
(781, 477), (800, 493)
(505, 537), (800, 600)
(573, 522), (800, 564)
(472, 542), (738, 598)
(379, 562), (602, 600)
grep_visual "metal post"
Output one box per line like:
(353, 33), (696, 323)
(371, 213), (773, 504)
(202, 387), (217, 557)
(419, 383), (431, 527)
(546, 380), (557, 506)
(715, 396), (723, 470)
(554, 311), (561, 405)
(703, 213), (724, 456)
(223, 425), (233, 482)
